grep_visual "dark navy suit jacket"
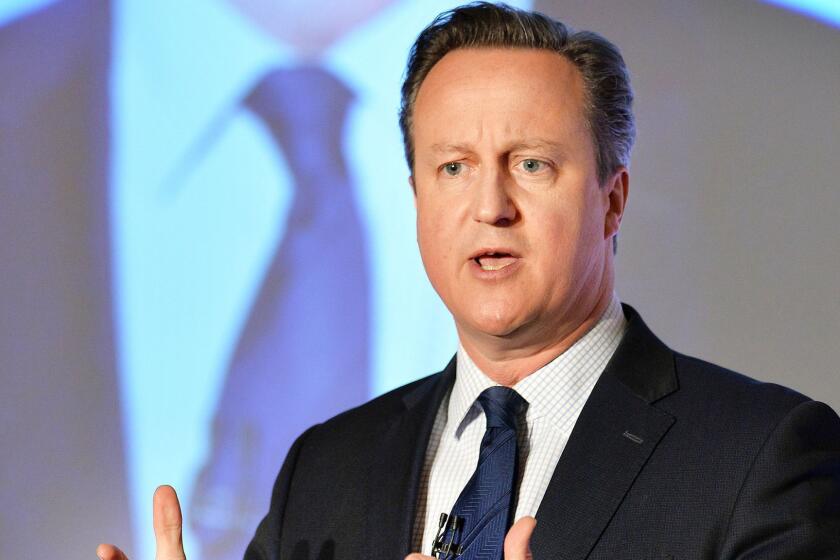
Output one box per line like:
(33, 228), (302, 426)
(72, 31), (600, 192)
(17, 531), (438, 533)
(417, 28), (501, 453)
(244, 306), (840, 559)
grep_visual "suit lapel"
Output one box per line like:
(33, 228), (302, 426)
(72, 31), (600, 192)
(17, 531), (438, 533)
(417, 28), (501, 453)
(531, 305), (678, 560)
(363, 358), (456, 558)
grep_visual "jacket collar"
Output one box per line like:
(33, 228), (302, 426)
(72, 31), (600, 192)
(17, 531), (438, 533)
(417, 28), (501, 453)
(608, 304), (679, 404)
(374, 304), (679, 558)
(530, 304), (678, 559)
(362, 358), (456, 557)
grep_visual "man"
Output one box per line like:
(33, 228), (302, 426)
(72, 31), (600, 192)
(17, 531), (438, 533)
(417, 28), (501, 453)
(98, 3), (840, 560)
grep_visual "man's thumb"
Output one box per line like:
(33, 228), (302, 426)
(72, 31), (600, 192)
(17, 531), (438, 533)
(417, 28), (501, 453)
(152, 485), (186, 560)
(504, 516), (536, 560)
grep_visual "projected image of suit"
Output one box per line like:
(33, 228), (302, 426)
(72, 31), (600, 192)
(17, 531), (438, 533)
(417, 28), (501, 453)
(3, 1), (840, 559)
(186, 3), (394, 558)
(2, 1), (462, 558)
(0, 2), (132, 559)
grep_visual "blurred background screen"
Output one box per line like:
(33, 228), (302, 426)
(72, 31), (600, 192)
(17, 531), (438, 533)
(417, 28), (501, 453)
(1, 1), (837, 559)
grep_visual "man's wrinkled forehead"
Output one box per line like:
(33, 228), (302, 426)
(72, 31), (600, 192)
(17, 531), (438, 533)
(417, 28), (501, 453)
(411, 48), (590, 153)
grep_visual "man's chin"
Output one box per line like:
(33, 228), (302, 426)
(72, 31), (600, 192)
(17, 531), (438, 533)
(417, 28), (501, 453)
(458, 311), (528, 341)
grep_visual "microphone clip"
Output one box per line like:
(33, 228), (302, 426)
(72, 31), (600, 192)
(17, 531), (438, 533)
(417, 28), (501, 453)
(431, 513), (464, 559)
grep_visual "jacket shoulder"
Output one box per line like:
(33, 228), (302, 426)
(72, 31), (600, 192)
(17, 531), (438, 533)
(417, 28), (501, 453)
(326, 371), (440, 425)
(297, 368), (446, 456)
(671, 351), (813, 416)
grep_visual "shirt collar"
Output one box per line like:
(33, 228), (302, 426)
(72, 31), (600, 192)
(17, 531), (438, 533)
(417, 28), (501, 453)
(116, 0), (290, 187)
(115, 0), (535, 187)
(450, 294), (627, 437)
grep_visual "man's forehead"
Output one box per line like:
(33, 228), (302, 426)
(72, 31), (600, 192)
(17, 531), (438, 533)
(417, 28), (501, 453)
(428, 139), (568, 154)
(423, 47), (580, 83)
(411, 47), (592, 163)
(415, 48), (586, 115)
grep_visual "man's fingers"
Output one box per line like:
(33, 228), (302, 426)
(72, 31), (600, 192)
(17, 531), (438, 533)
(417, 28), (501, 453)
(96, 486), (186, 560)
(152, 485), (186, 560)
(504, 516), (536, 560)
(407, 517), (536, 560)
(96, 543), (130, 560)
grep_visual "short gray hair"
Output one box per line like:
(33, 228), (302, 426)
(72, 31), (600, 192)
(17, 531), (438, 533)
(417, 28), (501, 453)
(399, 1), (635, 185)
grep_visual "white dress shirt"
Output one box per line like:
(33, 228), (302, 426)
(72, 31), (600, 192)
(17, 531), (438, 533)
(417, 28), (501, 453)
(413, 295), (628, 554)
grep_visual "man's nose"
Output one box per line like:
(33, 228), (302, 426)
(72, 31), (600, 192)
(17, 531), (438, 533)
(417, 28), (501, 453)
(471, 166), (517, 226)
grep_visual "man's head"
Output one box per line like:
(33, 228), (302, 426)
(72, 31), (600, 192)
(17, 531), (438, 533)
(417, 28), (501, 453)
(400, 2), (635, 186)
(403, 3), (634, 374)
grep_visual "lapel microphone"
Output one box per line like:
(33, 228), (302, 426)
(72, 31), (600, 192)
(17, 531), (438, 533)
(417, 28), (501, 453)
(431, 512), (464, 559)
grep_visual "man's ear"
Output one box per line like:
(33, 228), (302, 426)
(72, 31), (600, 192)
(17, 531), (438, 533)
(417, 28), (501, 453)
(604, 168), (629, 241)
(409, 175), (417, 204)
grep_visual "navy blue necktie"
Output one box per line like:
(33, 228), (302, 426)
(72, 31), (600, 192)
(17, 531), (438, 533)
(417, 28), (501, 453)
(437, 386), (527, 560)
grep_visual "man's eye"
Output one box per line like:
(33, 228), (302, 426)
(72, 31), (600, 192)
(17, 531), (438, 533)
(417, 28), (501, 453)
(443, 162), (463, 176)
(521, 159), (544, 173)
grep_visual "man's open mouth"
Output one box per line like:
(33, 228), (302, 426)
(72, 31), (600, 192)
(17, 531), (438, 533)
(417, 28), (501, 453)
(473, 251), (518, 271)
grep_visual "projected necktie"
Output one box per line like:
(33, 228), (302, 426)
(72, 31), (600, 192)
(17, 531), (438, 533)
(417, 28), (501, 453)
(436, 386), (527, 560)
(190, 66), (369, 560)
(246, 66), (356, 228)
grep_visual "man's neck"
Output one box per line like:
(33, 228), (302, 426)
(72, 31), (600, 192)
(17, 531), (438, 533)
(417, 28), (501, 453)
(457, 281), (616, 387)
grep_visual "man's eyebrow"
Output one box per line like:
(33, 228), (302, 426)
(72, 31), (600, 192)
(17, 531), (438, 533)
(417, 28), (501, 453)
(428, 140), (567, 153)
(429, 142), (472, 154)
(507, 139), (566, 153)
(430, 138), (567, 156)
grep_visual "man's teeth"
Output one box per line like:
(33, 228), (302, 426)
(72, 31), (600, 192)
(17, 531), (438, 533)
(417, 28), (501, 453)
(481, 262), (507, 271)
(476, 255), (517, 271)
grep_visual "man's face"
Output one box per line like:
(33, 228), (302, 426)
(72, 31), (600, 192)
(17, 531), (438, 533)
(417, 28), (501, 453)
(412, 48), (625, 347)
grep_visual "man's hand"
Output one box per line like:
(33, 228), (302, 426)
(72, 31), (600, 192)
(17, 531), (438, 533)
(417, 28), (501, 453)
(97, 485), (187, 560)
(405, 516), (536, 560)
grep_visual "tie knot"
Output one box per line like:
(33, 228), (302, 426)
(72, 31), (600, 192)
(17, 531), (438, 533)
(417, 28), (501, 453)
(244, 65), (353, 135)
(477, 386), (526, 431)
